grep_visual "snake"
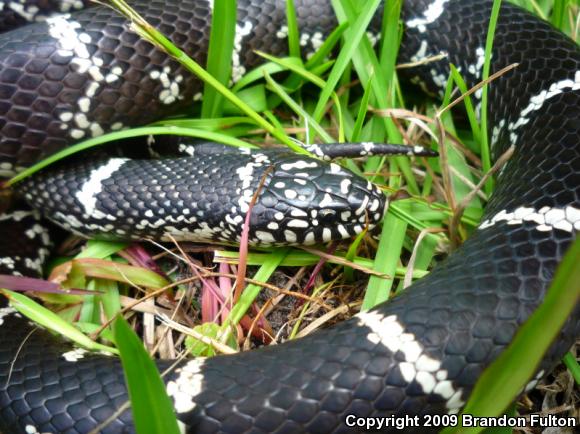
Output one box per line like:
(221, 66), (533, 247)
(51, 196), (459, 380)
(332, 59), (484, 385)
(0, 0), (579, 432)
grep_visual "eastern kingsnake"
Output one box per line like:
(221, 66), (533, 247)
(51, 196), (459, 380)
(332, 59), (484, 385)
(0, 0), (579, 433)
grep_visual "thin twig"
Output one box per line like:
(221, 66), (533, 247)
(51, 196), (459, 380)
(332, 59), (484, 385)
(295, 302), (361, 338)
(300, 246), (391, 279)
(448, 166), (489, 201)
(397, 53), (448, 69)
(403, 228), (446, 289)
(156, 314), (237, 355)
(234, 166), (274, 302)
(438, 63), (519, 116)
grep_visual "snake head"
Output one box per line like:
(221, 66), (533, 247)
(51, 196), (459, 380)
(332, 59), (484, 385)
(250, 154), (387, 245)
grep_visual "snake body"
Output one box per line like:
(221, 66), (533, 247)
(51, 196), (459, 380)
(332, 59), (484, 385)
(15, 142), (403, 246)
(0, 0), (579, 433)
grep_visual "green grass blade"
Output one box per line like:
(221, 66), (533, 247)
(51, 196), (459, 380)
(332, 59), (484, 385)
(389, 202), (446, 242)
(214, 249), (428, 279)
(79, 279), (99, 323)
(449, 65), (482, 144)
(563, 351), (580, 385)
(332, 0), (419, 195)
(263, 71), (334, 143)
(6, 126), (254, 185)
(378, 0), (402, 89)
(481, 404), (518, 434)
(344, 225), (370, 282)
(76, 240), (128, 259)
(232, 57), (303, 92)
(113, 316), (181, 434)
(258, 52), (345, 142)
(288, 281), (334, 339)
(550, 0), (569, 29)
(108, 0), (297, 150)
(75, 321), (116, 342)
(285, 0), (301, 58)
(201, 0), (237, 118)
(313, 0), (383, 121)
(152, 116), (255, 131)
(1, 289), (118, 354)
(225, 248), (290, 326)
(350, 75), (374, 142)
(99, 278), (123, 322)
(304, 22), (349, 69)
(480, 0), (503, 195)
(363, 212), (407, 309)
(431, 103), (481, 209)
(443, 236), (580, 434)
(222, 84), (268, 114)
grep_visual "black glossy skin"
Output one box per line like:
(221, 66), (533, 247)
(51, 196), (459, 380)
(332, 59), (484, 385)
(0, 1), (92, 33)
(0, 0), (364, 173)
(16, 149), (387, 246)
(0, 1), (579, 433)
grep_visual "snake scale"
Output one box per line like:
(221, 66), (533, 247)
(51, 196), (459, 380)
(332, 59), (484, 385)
(0, 0), (579, 432)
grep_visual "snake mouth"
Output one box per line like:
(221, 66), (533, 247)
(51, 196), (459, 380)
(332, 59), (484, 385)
(250, 156), (387, 245)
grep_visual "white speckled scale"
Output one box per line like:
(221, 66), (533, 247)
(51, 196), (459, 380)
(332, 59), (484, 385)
(16, 148), (389, 247)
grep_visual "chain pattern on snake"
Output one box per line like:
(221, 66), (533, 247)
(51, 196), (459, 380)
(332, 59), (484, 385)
(0, 0), (578, 433)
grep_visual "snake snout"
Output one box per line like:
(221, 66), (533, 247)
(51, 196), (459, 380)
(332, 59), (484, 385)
(252, 156), (386, 245)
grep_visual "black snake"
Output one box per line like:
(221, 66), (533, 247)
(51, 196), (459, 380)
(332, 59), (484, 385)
(0, 0), (579, 432)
